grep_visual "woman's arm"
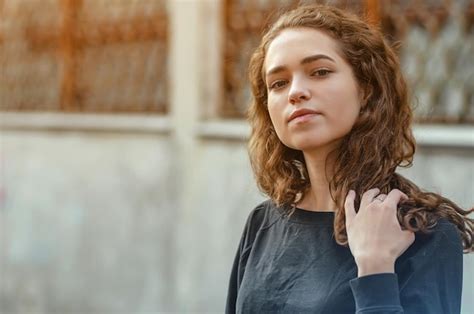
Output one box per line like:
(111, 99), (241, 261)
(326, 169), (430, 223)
(345, 189), (463, 313)
(345, 188), (415, 277)
(225, 241), (244, 314)
(225, 203), (268, 314)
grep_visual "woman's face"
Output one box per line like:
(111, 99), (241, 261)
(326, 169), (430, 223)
(264, 27), (362, 153)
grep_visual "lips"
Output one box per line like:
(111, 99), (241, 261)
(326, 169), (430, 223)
(288, 108), (321, 122)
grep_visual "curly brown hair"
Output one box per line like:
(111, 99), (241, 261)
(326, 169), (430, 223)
(247, 4), (473, 252)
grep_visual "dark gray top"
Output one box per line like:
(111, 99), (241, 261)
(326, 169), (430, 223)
(225, 200), (463, 313)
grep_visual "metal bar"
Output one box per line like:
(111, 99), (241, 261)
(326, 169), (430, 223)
(59, 0), (81, 111)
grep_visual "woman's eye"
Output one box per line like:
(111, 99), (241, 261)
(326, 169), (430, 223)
(311, 69), (331, 77)
(269, 80), (287, 90)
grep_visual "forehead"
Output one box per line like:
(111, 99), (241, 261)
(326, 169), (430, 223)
(265, 27), (344, 70)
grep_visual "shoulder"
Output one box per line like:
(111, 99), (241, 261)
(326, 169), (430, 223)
(240, 199), (281, 250)
(427, 218), (464, 261)
(423, 218), (462, 252)
(431, 218), (463, 247)
(402, 218), (463, 264)
(244, 199), (281, 231)
(397, 218), (464, 299)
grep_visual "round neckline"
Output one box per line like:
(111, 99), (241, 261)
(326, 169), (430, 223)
(277, 204), (335, 225)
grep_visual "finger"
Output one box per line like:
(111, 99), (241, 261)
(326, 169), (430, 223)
(344, 190), (357, 225)
(400, 192), (408, 201)
(384, 189), (408, 209)
(360, 188), (380, 210)
(396, 231), (415, 258)
(373, 193), (387, 203)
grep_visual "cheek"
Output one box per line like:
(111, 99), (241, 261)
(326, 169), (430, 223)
(267, 102), (287, 141)
(268, 106), (282, 131)
(327, 79), (361, 118)
(334, 100), (360, 128)
(267, 95), (283, 124)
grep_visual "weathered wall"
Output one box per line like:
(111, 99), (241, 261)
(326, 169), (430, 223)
(1, 0), (473, 313)
(0, 129), (473, 313)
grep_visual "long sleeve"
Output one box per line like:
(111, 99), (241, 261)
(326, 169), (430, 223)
(349, 220), (463, 314)
(350, 273), (403, 313)
(225, 233), (246, 314)
(225, 203), (268, 314)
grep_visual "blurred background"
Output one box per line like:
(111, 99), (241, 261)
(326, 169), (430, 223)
(0, 0), (473, 313)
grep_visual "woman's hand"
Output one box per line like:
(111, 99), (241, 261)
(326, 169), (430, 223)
(344, 188), (415, 277)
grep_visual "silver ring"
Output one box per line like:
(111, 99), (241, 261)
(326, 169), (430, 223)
(374, 196), (385, 202)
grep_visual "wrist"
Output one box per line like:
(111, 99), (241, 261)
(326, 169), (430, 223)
(355, 255), (395, 277)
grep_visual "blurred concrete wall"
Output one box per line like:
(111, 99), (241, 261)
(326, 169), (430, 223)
(1, 0), (473, 313)
(1, 123), (473, 313)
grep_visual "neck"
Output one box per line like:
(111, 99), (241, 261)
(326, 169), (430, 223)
(297, 144), (339, 212)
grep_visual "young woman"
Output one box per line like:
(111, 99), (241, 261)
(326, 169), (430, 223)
(225, 4), (473, 314)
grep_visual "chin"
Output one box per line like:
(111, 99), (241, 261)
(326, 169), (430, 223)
(286, 140), (329, 151)
(285, 136), (343, 152)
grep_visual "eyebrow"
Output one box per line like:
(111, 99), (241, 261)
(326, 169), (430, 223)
(265, 54), (336, 77)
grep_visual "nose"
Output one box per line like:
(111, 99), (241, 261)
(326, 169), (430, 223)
(288, 78), (311, 104)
